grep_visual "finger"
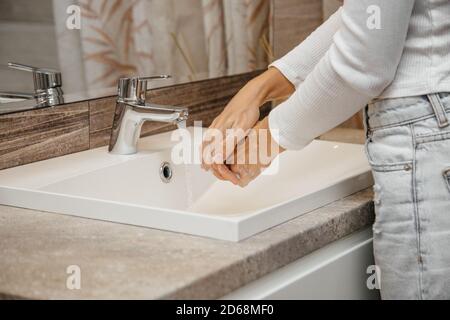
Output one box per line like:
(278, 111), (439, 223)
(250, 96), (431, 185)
(219, 127), (249, 166)
(235, 166), (261, 188)
(201, 126), (226, 169)
(211, 166), (227, 181)
(201, 131), (223, 170)
(229, 165), (248, 187)
(201, 143), (215, 170)
(232, 138), (247, 166)
(237, 173), (254, 188)
(211, 163), (236, 182)
(215, 164), (240, 185)
(201, 144), (216, 171)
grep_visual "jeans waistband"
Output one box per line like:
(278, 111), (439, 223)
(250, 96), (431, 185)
(366, 93), (450, 130)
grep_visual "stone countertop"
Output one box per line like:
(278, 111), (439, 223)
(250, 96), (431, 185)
(0, 189), (374, 300)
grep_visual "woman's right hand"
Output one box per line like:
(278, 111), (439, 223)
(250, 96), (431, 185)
(201, 79), (263, 170)
(201, 67), (295, 184)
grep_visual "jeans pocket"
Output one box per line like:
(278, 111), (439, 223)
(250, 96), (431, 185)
(365, 125), (413, 171)
(364, 126), (414, 236)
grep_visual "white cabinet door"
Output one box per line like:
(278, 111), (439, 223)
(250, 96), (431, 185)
(224, 228), (380, 300)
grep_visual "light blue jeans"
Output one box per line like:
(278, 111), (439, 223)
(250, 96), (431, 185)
(365, 93), (450, 300)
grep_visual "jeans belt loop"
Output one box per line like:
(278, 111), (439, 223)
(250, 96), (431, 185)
(427, 93), (449, 128)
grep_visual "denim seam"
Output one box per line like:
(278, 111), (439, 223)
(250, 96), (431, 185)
(370, 161), (413, 173)
(411, 124), (424, 300)
(369, 108), (450, 132)
(370, 114), (438, 132)
(416, 130), (450, 145)
(444, 169), (450, 192)
(364, 105), (371, 139)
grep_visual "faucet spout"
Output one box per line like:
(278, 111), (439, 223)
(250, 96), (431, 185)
(109, 102), (189, 155)
(109, 75), (189, 155)
(135, 103), (189, 123)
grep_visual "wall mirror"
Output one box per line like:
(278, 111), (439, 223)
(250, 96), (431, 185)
(0, 0), (273, 114)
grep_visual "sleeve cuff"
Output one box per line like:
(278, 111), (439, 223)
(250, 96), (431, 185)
(268, 52), (371, 152)
(269, 105), (311, 151)
(269, 60), (304, 88)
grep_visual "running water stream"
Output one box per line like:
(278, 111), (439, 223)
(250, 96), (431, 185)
(177, 121), (195, 208)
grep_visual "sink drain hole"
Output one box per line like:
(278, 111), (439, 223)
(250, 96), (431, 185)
(160, 162), (173, 183)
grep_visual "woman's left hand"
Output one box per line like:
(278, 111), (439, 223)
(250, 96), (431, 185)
(228, 117), (285, 188)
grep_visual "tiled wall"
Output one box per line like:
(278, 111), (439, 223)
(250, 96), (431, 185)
(323, 0), (341, 19)
(273, 0), (323, 59)
(0, 102), (89, 171)
(0, 71), (270, 171)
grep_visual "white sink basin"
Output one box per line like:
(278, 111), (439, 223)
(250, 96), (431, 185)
(0, 128), (373, 241)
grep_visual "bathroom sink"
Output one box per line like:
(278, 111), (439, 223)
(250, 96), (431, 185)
(0, 128), (373, 241)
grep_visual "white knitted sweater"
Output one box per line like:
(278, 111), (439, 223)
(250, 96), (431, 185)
(269, 0), (450, 150)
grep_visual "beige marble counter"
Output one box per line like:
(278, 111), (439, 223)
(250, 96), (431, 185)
(0, 188), (374, 300)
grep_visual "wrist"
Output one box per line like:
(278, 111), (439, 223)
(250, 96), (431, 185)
(246, 68), (280, 104)
(245, 76), (271, 106)
(256, 117), (285, 165)
(248, 67), (295, 106)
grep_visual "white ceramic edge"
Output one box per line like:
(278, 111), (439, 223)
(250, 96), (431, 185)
(236, 170), (374, 241)
(0, 187), (240, 242)
(0, 167), (373, 242)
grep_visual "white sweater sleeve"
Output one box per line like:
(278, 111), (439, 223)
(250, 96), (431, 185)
(271, 8), (343, 88)
(269, 0), (415, 150)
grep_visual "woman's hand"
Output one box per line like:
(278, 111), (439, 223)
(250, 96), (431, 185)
(200, 77), (265, 180)
(201, 67), (294, 183)
(229, 117), (285, 187)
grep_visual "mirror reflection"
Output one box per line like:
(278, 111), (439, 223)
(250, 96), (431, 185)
(0, 0), (272, 110)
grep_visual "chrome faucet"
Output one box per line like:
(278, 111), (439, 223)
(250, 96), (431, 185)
(109, 76), (189, 155)
(0, 62), (64, 106)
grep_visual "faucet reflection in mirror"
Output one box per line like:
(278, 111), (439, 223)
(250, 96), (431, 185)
(109, 75), (189, 155)
(0, 62), (64, 107)
(53, 0), (272, 95)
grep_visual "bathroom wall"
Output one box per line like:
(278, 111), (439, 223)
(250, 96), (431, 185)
(323, 0), (341, 19)
(272, 0), (323, 59)
(273, 0), (364, 130)
(0, 0), (59, 93)
(323, 0), (364, 130)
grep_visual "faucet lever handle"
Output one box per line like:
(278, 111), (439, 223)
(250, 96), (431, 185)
(118, 75), (171, 104)
(8, 62), (62, 92)
(138, 75), (171, 82)
(136, 75), (171, 98)
(8, 62), (60, 76)
(8, 62), (36, 73)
